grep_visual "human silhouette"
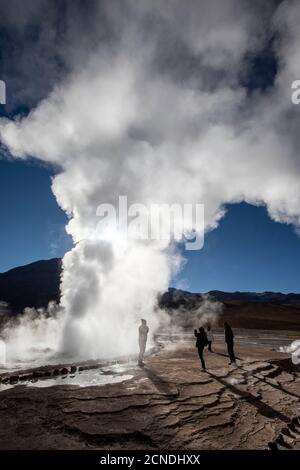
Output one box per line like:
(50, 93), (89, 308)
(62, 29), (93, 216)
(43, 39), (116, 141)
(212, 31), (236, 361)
(206, 324), (214, 352)
(138, 319), (149, 366)
(224, 322), (236, 364)
(194, 327), (208, 370)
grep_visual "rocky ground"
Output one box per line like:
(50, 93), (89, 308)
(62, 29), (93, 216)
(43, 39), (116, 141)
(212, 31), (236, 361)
(0, 333), (299, 450)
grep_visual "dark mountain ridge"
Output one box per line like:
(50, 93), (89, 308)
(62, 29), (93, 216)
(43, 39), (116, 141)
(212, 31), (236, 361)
(0, 258), (61, 313)
(161, 287), (300, 309)
(0, 258), (300, 315)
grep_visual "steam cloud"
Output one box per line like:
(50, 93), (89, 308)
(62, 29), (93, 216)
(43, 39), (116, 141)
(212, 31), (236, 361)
(162, 295), (223, 335)
(280, 340), (300, 365)
(1, 1), (300, 361)
(2, 302), (64, 365)
(0, 340), (5, 366)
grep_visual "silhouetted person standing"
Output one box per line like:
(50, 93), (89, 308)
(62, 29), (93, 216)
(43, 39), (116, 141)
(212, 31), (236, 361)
(138, 319), (149, 366)
(194, 327), (208, 370)
(224, 322), (236, 364)
(206, 324), (214, 352)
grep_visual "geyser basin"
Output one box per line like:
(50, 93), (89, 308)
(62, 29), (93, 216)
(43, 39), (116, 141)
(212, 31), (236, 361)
(0, 363), (134, 392)
(0, 347), (160, 391)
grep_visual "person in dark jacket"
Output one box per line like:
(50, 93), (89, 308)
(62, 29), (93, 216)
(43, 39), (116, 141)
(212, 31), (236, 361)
(194, 327), (208, 370)
(224, 322), (236, 364)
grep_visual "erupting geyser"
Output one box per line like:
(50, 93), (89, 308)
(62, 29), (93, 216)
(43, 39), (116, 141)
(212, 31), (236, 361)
(59, 238), (171, 359)
(1, 1), (300, 363)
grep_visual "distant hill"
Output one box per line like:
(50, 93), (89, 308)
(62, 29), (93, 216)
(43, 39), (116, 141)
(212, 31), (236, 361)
(0, 258), (61, 313)
(160, 287), (300, 308)
(207, 290), (300, 305)
(160, 288), (300, 331)
(0, 259), (300, 331)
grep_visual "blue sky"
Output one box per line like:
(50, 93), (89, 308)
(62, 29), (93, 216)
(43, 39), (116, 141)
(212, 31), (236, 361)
(0, 158), (299, 293)
(173, 203), (300, 294)
(0, 159), (72, 270)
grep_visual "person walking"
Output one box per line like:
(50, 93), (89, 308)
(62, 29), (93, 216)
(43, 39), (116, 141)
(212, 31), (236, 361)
(206, 324), (214, 352)
(194, 327), (208, 370)
(224, 322), (236, 364)
(138, 319), (149, 366)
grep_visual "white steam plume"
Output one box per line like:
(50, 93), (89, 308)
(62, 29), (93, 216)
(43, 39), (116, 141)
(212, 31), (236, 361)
(2, 302), (64, 365)
(1, 1), (300, 361)
(280, 340), (300, 365)
(161, 295), (223, 335)
(0, 340), (6, 366)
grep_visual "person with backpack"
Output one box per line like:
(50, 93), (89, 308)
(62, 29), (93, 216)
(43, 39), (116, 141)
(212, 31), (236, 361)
(194, 326), (208, 370)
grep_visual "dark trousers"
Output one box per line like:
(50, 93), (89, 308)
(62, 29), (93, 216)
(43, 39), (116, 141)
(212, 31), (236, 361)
(227, 341), (235, 362)
(208, 341), (212, 352)
(197, 347), (206, 369)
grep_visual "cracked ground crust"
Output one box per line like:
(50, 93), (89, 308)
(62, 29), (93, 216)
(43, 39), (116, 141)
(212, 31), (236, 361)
(0, 342), (299, 450)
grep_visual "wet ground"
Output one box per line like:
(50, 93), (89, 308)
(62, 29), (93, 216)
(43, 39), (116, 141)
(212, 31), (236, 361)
(0, 330), (299, 450)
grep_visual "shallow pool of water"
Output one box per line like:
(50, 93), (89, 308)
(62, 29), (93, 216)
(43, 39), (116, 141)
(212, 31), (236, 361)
(1, 363), (135, 391)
